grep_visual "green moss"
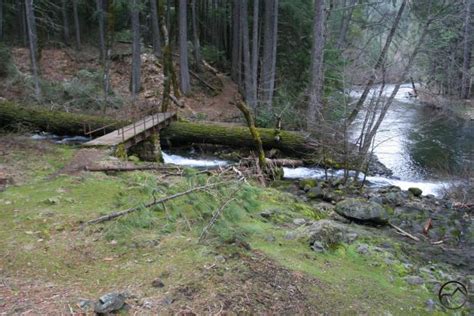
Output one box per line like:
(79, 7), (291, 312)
(299, 179), (317, 189)
(115, 143), (127, 160)
(251, 240), (432, 314)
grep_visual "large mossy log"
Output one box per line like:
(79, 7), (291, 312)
(0, 101), (126, 135)
(0, 101), (315, 155)
(161, 121), (315, 155)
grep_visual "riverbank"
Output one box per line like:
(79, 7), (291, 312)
(418, 88), (474, 121)
(1, 135), (472, 314)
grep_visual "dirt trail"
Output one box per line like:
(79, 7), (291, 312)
(182, 74), (241, 122)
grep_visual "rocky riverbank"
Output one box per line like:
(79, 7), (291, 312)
(271, 177), (473, 311)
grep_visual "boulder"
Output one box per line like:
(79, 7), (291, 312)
(299, 179), (317, 190)
(305, 219), (360, 252)
(335, 198), (389, 225)
(293, 218), (306, 226)
(357, 243), (369, 255)
(382, 191), (405, 206)
(307, 186), (324, 199)
(404, 275), (424, 285)
(94, 292), (126, 314)
(408, 187), (423, 197)
(152, 279), (165, 288)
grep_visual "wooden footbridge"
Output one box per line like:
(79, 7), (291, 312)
(83, 112), (177, 149)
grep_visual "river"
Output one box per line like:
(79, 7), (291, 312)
(285, 84), (473, 196)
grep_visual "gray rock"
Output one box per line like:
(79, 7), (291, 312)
(94, 292), (126, 314)
(78, 299), (95, 312)
(311, 241), (325, 252)
(345, 233), (359, 243)
(404, 275), (424, 285)
(285, 231), (298, 240)
(307, 186), (324, 199)
(383, 191), (405, 206)
(369, 196), (384, 205)
(335, 198), (389, 225)
(260, 210), (274, 219)
(151, 279), (165, 288)
(357, 244), (369, 255)
(293, 218), (306, 226)
(306, 219), (361, 251)
(265, 235), (276, 242)
(425, 299), (436, 311)
(328, 211), (351, 224)
(408, 187), (423, 197)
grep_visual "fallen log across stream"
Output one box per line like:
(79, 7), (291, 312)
(0, 101), (126, 136)
(0, 102), (319, 157)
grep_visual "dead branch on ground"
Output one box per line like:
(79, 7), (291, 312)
(85, 181), (230, 225)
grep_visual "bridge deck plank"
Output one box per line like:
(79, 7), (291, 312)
(83, 112), (176, 147)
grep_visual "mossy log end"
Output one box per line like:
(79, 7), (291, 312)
(0, 101), (127, 136)
(161, 121), (315, 155)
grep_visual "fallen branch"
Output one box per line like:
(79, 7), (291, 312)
(189, 70), (218, 92)
(389, 223), (420, 241)
(85, 164), (179, 172)
(170, 95), (185, 108)
(240, 158), (303, 167)
(86, 181), (228, 225)
(202, 60), (219, 75)
(199, 186), (242, 243)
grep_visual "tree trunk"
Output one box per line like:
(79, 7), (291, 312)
(130, 0), (141, 97)
(231, 0), (241, 82)
(251, 0), (260, 113)
(461, 0), (472, 99)
(161, 121), (314, 155)
(336, 0), (357, 50)
(0, 0), (4, 41)
(241, 0), (255, 109)
(16, 1), (27, 46)
(24, 0), (41, 99)
(96, 0), (106, 62)
(259, 0), (278, 109)
(159, 2), (179, 111)
(307, 0), (326, 130)
(103, 0), (115, 112)
(236, 100), (266, 169)
(61, 0), (70, 45)
(178, 0), (191, 94)
(0, 101), (122, 136)
(191, 0), (202, 70)
(72, 0), (81, 50)
(150, 0), (162, 58)
(347, 0), (407, 125)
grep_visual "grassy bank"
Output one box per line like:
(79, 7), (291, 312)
(0, 136), (438, 314)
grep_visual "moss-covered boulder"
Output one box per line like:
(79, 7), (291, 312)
(335, 198), (389, 225)
(305, 219), (361, 252)
(408, 187), (423, 197)
(299, 179), (317, 190)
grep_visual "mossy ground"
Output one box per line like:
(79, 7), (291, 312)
(0, 136), (443, 314)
